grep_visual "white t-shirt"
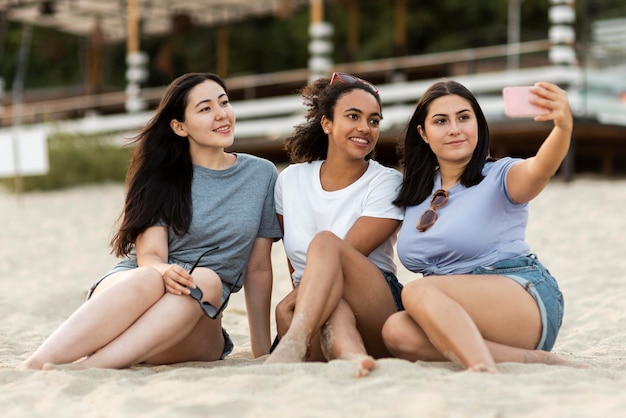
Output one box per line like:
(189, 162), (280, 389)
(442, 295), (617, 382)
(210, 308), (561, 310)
(275, 160), (404, 285)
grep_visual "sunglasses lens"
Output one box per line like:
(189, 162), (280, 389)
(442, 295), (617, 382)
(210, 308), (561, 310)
(338, 73), (357, 83)
(201, 302), (218, 318)
(431, 193), (447, 206)
(331, 73), (378, 94)
(189, 286), (203, 301)
(421, 209), (437, 227)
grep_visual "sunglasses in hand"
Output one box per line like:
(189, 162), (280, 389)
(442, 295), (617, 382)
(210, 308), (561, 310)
(186, 246), (242, 319)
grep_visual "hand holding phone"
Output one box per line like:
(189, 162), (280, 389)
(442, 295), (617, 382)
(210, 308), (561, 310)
(502, 86), (549, 118)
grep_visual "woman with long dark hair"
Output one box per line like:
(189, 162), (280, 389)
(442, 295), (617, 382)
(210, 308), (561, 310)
(20, 73), (282, 370)
(383, 80), (575, 372)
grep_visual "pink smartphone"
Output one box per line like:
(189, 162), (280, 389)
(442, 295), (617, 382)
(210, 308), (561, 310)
(502, 86), (548, 118)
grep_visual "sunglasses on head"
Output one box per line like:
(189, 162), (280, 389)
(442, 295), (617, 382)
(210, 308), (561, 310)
(186, 246), (242, 319)
(330, 72), (379, 94)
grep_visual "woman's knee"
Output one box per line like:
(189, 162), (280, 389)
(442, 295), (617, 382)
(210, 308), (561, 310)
(382, 312), (434, 360)
(308, 230), (342, 252)
(192, 268), (223, 303)
(382, 312), (407, 353)
(401, 279), (441, 314)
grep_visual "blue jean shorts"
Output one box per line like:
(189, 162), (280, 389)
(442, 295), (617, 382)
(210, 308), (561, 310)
(87, 257), (234, 359)
(379, 268), (404, 311)
(471, 254), (563, 351)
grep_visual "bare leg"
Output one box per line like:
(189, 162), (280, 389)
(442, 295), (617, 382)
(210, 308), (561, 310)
(273, 288), (325, 362)
(383, 311), (579, 367)
(320, 300), (376, 377)
(383, 274), (576, 372)
(42, 269), (225, 370)
(19, 267), (164, 370)
(266, 231), (397, 365)
(265, 233), (348, 364)
(401, 283), (498, 373)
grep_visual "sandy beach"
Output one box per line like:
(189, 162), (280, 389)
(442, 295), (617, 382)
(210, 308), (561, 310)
(1, 173), (625, 417)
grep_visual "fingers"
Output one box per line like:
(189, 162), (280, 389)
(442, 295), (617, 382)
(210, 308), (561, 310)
(162, 264), (194, 296)
(530, 82), (573, 129)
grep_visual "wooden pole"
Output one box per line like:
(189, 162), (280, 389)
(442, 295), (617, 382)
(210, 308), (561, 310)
(310, 0), (323, 24)
(125, 0), (146, 112)
(127, 0), (139, 54)
(347, 0), (359, 61)
(309, 0), (332, 80)
(394, 0), (407, 55)
(216, 26), (229, 77)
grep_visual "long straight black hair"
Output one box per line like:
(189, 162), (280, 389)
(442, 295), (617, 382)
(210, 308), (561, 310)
(111, 73), (228, 257)
(394, 80), (491, 207)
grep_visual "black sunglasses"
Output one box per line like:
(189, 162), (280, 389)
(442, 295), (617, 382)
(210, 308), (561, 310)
(186, 246), (243, 319)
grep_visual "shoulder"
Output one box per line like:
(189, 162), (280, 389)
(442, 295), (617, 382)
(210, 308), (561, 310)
(367, 160), (402, 184)
(237, 153), (276, 170)
(483, 157), (522, 177)
(236, 154), (279, 180)
(279, 161), (321, 178)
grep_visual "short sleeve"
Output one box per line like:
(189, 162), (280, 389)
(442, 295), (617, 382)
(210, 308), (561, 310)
(361, 167), (404, 221)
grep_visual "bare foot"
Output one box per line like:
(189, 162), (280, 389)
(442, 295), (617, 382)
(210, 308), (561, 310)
(16, 360), (41, 371)
(342, 354), (377, 378)
(467, 363), (498, 373)
(264, 338), (308, 364)
(524, 350), (588, 368)
(42, 361), (87, 371)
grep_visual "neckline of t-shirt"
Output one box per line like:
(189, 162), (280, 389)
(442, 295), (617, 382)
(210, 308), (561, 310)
(193, 154), (241, 175)
(315, 159), (372, 194)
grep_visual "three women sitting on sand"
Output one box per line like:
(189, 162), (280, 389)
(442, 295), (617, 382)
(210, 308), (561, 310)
(21, 72), (573, 374)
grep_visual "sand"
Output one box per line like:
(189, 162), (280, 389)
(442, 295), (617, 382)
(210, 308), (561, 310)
(1, 174), (625, 417)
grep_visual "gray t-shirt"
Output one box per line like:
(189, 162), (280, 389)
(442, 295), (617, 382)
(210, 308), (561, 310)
(105, 153), (282, 291)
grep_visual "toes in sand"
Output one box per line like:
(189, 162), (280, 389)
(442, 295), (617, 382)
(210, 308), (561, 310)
(342, 354), (377, 378)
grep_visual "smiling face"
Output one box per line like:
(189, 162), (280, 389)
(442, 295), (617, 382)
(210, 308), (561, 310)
(170, 79), (236, 154)
(418, 94), (478, 167)
(321, 88), (382, 161)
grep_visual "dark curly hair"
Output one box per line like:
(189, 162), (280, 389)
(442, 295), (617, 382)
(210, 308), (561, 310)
(284, 76), (382, 163)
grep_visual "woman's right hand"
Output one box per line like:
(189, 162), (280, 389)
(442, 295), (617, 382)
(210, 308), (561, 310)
(160, 264), (194, 295)
(275, 287), (298, 337)
(135, 226), (192, 295)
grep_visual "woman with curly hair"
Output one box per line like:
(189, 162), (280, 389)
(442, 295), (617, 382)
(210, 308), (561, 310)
(265, 73), (403, 376)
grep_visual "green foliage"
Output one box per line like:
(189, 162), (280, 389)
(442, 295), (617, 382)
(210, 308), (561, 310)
(1, 1), (625, 91)
(0, 132), (132, 192)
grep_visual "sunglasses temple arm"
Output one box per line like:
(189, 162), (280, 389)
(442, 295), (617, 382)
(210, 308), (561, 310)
(211, 273), (242, 318)
(187, 246), (220, 274)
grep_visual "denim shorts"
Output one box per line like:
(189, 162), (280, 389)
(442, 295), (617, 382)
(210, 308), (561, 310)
(87, 257), (234, 359)
(379, 268), (404, 311)
(471, 254), (564, 351)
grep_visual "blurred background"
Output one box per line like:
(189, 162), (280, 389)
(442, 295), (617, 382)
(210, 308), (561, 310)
(1, 0), (625, 192)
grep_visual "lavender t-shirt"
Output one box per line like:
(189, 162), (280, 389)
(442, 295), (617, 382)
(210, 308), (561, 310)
(397, 157), (530, 276)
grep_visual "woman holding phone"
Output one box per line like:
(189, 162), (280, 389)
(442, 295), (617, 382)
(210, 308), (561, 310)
(383, 80), (577, 372)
